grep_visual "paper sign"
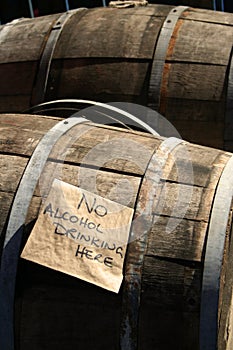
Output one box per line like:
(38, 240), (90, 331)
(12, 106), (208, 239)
(21, 179), (134, 293)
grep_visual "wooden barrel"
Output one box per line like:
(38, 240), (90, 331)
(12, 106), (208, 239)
(150, 0), (214, 10)
(1, 113), (233, 350)
(1, 5), (233, 150)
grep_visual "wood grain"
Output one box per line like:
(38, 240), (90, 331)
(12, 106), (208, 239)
(0, 4), (233, 343)
(1, 4), (233, 155)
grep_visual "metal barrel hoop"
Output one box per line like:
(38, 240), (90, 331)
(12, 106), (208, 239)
(0, 116), (88, 350)
(31, 9), (87, 106)
(148, 6), (189, 112)
(224, 46), (233, 151)
(120, 137), (185, 350)
(200, 154), (233, 350)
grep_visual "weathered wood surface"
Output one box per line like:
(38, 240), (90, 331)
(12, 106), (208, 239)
(0, 15), (60, 63)
(0, 113), (233, 349)
(1, 5), (233, 152)
(151, 0), (213, 9)
(181, 7), (233, 23)
(53, 8), (163, 59)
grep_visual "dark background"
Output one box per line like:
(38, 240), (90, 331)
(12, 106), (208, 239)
(0, 0), (104, 24)
(1, 0), (233, 25)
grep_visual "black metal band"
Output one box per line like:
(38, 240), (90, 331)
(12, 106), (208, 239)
(148, 6), (189, 111)
(0, 116), (88, 350)
(120, 137), (184, 350)
(224, 47), (233, 151)
(31, 9), (85, 106)
(200, 155), (233, 350)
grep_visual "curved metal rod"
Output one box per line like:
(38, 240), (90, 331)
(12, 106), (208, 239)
(25, 99), (160, 136)
(26, 103), (132, 131)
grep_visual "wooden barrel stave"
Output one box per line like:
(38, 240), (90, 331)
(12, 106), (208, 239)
(0, 14), (61, 112)
(139, 146), (232, 349)
(150, 1), (213, 9)
(158, 6), (233, 149)
(138, 143), (232, 349)
(0, 113), (233, 349)
(180, 6), (233, 23)
(45, 6), (169, 105)
(218, 219), (233, 350)
(0, 113), (159, 350)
